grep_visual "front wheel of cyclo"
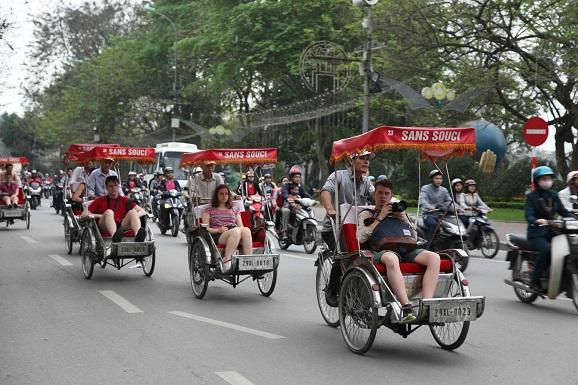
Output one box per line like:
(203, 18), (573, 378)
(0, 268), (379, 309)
(316, 253), (339, 327)
(189, 240), (209, 299)
(339, 269), (379, 355)
(80, 230), (95, 280)
(429, 276), (470, 351)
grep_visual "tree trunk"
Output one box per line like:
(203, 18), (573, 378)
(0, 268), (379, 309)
(555, 123), (570, 177)
(314, 118), (329, 183)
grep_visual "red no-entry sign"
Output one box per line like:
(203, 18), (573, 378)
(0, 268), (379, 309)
(523, 116), (549, 147)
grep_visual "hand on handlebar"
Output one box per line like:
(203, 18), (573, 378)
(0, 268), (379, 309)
(535, 219), (548, 226)
(326, 207), (337, 218)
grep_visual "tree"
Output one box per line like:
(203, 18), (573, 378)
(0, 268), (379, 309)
(379, 0), (578, 175)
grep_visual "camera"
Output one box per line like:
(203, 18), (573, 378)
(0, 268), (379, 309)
(391, 200), (407, 213)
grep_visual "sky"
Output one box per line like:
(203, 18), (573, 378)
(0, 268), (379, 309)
(0, 0), (562, 153)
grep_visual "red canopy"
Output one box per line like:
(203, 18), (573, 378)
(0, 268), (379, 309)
(330, 126), (476, 163)
(0, 156), (29, 166)
(77, 146), (155, 164)
(180, 148), (278, 168)
(64, 144), (121, 163)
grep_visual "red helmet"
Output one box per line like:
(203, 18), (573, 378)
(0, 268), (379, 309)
(289, 165), (302, 177)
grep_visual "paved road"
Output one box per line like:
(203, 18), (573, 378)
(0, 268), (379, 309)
(1, 200), (576, 385)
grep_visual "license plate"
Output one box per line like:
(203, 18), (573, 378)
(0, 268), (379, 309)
(3, 210), (22, 218)
(118, 244), (148, 256)
(429, 301), (477, 323)
(238, 256), (274, 271)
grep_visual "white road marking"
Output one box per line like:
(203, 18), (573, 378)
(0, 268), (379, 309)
(169, 311), (285, 340)
(98, 290), (143, 313)
(215, 371), (256, 385)
(21, 236), (37, 244)
(48, 254), (72, 266)
(282, 254), (315, 261)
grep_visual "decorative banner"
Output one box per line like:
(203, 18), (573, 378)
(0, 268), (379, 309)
(0, 156), (30, 166)
(522, 116), (549, 147)
(181, 148), (278, 168)
(330, 126), (476, 163)
(77, 146), (155, 163)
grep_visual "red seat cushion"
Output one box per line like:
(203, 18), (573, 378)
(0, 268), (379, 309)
(100, 230), (136, 238)
(240, 210), (251, 228)
(217, 241), (264, 249)
(73, 209), (83, 216)
(373, 259), (453, 275)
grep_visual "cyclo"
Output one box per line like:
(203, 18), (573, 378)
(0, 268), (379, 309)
(0, 156), (31, 229)
(75, 146), (157, 279)
(316, 126), (486, 354)
(180, 148), (280, 299)
(61, 144), (120, 254)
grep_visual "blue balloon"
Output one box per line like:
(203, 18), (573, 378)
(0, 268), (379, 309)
(465, 120), (507, 166)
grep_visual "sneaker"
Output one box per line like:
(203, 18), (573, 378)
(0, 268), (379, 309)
(135, 228), (147, 242)
(112, 228), (124, 243)
(401, 304), (416, 322)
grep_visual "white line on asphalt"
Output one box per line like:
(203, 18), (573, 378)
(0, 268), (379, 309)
(169, 311), (285, 340)
(98, 290), (143, 313)
(282, 254), (315, 261)
(215, 371), (256, 385)
(48, 254), (73, 266)
(20, 236), (37, 244)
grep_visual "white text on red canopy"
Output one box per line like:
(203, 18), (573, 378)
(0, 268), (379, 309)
(221, 150), (270, 159)
(400, 130), (462, 142)
(104, 148), (150, 157)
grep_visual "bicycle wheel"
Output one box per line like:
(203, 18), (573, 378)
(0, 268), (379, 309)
(189, 240), (209, 299)
(257, 270), (277, 297)
(64, 218), (73, 255)
(81, 230), (95, 280)
(142, 250), (155, 277)
(480, 229), (500, 259)
(316, 253), (339, 327)
(429, 276), (470, 350)
(339, 269), (379, 354)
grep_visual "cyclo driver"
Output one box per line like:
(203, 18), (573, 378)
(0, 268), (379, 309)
(83, 175), (147, 243)
(279, 166), (311, 238)
(357, 179), (441, 321)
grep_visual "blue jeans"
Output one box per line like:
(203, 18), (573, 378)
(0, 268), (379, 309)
(423, 215), (439, 241)
(528, 235), (553, 284)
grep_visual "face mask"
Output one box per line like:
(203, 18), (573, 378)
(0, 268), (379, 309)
(538, 180), (553, 190)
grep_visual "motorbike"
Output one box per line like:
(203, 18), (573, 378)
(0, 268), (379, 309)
(156, 189), (184, 237)
(52, 182), (64, 214)
(461, 211), (500, 259)
(416, 208), (470, 272)
(246, 194), (265, 227)
(127, 187), (144, 206)
(275, 197), (319, 254)
(504, 217), (578, 312)
(28, 181), (42, 210)
(43, 181), (53, 198)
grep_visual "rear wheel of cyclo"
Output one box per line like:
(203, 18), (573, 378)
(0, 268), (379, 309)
(339, 269), (379, 354)
(257, 239), (277, 297)
(316, 253), (339, 327)
(480, 229), (500, 259)
(303, 225), (317, 254)
(141, 250), (155, 277)
(81, 230), (95, 280)
(429, 276), (470, 350)
(64, 218), (73, 255)
(189, 240), (209, 299)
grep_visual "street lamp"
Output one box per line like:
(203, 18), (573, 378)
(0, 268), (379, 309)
(144, 3), (179, 142)
(352, 0), (380, 133)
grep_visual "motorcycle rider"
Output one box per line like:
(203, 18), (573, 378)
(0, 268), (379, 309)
(83, 175), (147, 243)
(463, 179), (492, 215)
(320, 151), (374, 306)
(237, 169), (262, 198)
(160, 167), (182, 193)
(451, 178), (469, 226)
(420, 169), (453, 241)
(29, 170), (42, 185)
(260, 173), (276, 199)
(357, 178), (441, 321)
(280, 166), (311, 238)
(122, 171), (142, 194)
(86, 157), (121, 198)
(525, 166), (575, 292)
(149, 170), (163, 218)
(559, 171), (578, 214)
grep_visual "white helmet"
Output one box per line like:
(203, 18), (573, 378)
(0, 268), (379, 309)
(566, 171), (578, 184)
